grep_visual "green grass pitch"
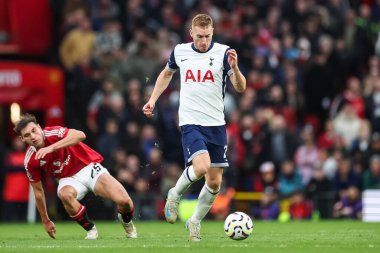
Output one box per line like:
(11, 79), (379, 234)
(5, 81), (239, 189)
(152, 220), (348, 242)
(0, 221), (379, 253)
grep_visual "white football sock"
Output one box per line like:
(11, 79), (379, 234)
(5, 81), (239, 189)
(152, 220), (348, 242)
(190, 183), (219, 223)
(171, 165), (200, 198)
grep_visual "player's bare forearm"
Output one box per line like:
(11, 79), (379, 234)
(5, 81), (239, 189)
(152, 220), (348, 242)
(51, 129), (85, 151)
(149, 68), (174, 103)
(32, 182), (56, 238)
(143, 68), (174, 118)
(35, 129), (85, 159)
(227, 49), (246, 93)
(31, 182), (50, 223)
(231, 67), (246, 93)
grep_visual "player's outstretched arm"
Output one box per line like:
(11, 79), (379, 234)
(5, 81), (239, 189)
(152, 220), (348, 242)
(143, 68), (174, 118)
(227, 49), (246, 93)
(31, 182), (56, 239)
(35, 129), (86, 159)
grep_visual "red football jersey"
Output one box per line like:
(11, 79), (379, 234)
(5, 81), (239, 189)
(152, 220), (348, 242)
(24, 126), (103, 182)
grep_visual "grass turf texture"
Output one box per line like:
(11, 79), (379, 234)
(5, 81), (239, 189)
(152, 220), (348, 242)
(0, 221), (379, 253)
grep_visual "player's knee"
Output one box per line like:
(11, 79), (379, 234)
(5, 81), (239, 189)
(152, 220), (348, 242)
(58, 187), (76, 203)
(196, 167), (207, 176)
(194, 163), (209, 176)
(192, 154), (211, 176)
(206, 178), (221, 191)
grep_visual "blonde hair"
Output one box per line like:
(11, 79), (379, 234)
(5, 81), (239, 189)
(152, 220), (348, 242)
(192, 14), (213, 28)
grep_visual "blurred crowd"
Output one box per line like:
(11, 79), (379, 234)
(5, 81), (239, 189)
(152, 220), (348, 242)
(2, 0), (380, 221)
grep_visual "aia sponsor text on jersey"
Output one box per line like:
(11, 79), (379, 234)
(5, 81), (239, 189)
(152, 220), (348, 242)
(185, 69), (215, 83)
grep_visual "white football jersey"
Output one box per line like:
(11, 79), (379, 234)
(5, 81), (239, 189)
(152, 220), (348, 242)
(166, 42), (233, 126)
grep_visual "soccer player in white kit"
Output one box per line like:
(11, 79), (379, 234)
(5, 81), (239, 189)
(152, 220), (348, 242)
(143, 14), (246, 241)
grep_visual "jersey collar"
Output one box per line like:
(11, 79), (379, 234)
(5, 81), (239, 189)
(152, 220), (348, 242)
(191, 41), (214, 53)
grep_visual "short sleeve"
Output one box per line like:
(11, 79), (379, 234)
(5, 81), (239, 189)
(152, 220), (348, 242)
(166, 48), (178, 72)
(223, 48), (233, 76)
(24, 149), (41, 182)
(26, 165), (41, 182)
(43, 126), (68, 142)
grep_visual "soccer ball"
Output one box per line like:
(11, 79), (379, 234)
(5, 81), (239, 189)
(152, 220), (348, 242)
(224, 212), (253, 240)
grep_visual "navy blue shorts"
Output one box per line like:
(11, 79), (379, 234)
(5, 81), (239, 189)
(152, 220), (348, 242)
(181, 125), (229, 168)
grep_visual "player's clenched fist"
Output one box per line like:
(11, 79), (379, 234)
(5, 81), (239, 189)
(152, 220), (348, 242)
(142, 101), (155, 118)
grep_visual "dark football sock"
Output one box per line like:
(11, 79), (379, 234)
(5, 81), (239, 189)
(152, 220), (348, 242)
(119, 206), (134, 224)
(70, 205), (94, 231)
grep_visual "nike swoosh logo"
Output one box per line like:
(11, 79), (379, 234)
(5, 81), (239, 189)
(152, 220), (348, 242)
(181, 58), (189, 62)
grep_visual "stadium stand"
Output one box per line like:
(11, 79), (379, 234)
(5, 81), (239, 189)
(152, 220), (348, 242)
(1, 0), (380, 222)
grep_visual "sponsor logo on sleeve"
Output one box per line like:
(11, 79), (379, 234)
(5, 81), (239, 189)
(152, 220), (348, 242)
(58, 127), (65, 138)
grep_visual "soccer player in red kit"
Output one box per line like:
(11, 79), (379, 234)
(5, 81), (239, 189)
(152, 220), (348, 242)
(14, 114), (137, 239)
